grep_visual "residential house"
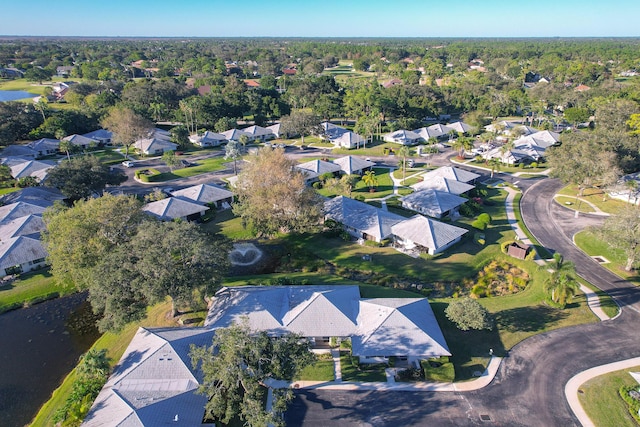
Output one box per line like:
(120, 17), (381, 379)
(0, 202), (46, 225)
(0, 186), (64, 207)
(333, 156), (375, 175)
(383, 129), (422, 146)
(85, 285), (450, 423)
(242, 125), (275, 142)
(382, 78), (402, 88)
(266, 123), (285, 139)
(82, 129), (113, 145)
(56, 66), (74, 77)
(0, 235), (48, 277)
(134, 138), (178, 156)
(0, 214), (46, 239)
(221, 128), (251, 142)
(411, 176), (475, 195)
(400, 189), (467, 219)
(206, 286), (450, 365)
(390, 214), (468, 256)
(324, 196), (404, 242)
(64, 134), (96, 150)
(482, 130), (560, 165)
(9, 160), (55, 182)
(0, 67), (24, 78)
(27, 138), (60, 158)
(170, 184), (233, 209)
(420, 166), (480, 185)
(0, 145), (37, 160)
(332, 131), (365, 149)
(295, 159), (341, 182)
(608, 171), (640, 205)
(142, 197), (209, 222)
(82, 327), (215, 427)
(189, 131), (226, 147)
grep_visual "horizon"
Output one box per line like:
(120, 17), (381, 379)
(2, 0), (639, 38)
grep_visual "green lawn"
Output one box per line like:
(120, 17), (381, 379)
(557, 185), (627, 214)
(578, 365), (640, 427)
(200, 209), (256, 240)
(512, 192), (553, 259)
(555, 195), (596, 213)
(146, 156), (229, 181)
(421, 357), (455, 382)
(352, 167), (395, 199)
(0, 186), (20, 196)
(465, 159), (547, 174)
(340, 353), (387, 382)
(574, 230), (639, 284)
(295, 353), (335, 381)
(578, 277), (620, 318)
(0, 270), (75, 314)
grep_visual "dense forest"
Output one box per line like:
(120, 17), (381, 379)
(1, 37), (640, 174)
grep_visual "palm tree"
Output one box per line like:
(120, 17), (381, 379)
(544, 253), (580, 308)
(224, 140), (242, 175)
(452, 136), (474, 159)
(487, 158), (501, 178)
(362, 170), (378, 192)
(59, 139), (73, 160)
(397, 145), (411, 183)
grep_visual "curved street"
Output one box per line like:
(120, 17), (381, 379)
(286, 176), (640, 426)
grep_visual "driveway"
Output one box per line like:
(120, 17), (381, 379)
(286, 176), (640, 426)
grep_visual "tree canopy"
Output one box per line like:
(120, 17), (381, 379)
(233, 147), (323, 236)
(596, 204), (640, 271)
(445, 298), (493, 331)
(190, 321), (316, 427)
(44, 155), (127, 201)
(101, 107), (153, 156)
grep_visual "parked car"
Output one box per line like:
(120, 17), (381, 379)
(122, 160), (135, 167)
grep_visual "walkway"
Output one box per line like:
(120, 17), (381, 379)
(552, 194), (610, 217)
(565, 357), (640, 427)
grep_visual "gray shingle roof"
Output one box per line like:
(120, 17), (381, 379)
(0, 236), (47, 270)
(353, 298), (451, 358)
(411, 176), (475, 195)
(391, 215), (468, 252)
(9, 160), (55, 180)
(0, 202), (46, 224)
(170, 184), (233, 205)
(421, 166), (480, 184)
(142, 198), (208, 221)
(332, 156), (375, 175)
(400, 189), (467, 217)
(295, 159), (341, 180)
(0, 187), (64, 207)
(0, 214), (45, 240)
(324, 196), (404, 241)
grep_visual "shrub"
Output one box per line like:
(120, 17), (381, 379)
(445, 298), (493, 331)
(477, 213), (492, 225)
(471, 219), (487, 230)
(396, 367), (423, 381)
(421, 357), (455, 382)
(312, 181), (322, 189)
(620, 385), (640, 423)
(530, 162), (538, 168)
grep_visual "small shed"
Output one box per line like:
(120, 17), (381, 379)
(507, 241), (530, 260)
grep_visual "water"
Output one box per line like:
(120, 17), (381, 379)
(0, 293), (101, 427)
(0, 90), (37, 102)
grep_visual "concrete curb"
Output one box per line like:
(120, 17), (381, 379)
(565, 357), (640, 427)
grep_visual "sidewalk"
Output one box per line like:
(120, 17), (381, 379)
(552, 194), (610, 217)
(565, 357), (640, 427)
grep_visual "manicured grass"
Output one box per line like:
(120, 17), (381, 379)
(557, 185), (627, 214)
(340, 353), (387, 382)
(578, 365), (640, 427)
(296, 353), (335, 381)
(421, 357), (455, 382)
(352, 167), (395, 199)
(554, 195), (596, 213)
(332, 139), (396, 157)
(147, 156), (229, 181)
(466, 159), (547, 174)
(31, 300), (180, 427)
(200, 209), (256, 240)
(574, 230), (640, 284)
(578, 277), (620, 318)
(0, 186), (20, 196)
(0, 270), (75, 314)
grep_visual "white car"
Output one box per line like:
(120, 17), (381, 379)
(122, 160), (135, 167)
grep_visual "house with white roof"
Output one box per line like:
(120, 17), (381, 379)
(0, 214), (45, 239)
(266, 123), (285, 139)
(27, 138), (60, 158)
(142, 197), (209, 222)
(0, 202), (46, 225)
(411, 175), (475, 195)
(85, 285), (450, 425)
(1, 145), (37, 160)
(64, 134), (96, 150)
(295, 159), (341, 182)
(170, 184), (233, 209)
(221, 128), (251, 142)
(9, 160), (55, 182)
(333, 156), (375, 175)
(383, 129), (422, 146)
(0, 235), (48, 277)
(0, 186), (64, 207)
(400, 189), (467, 219)
(189, 131), (227, 147)
(391, 215), (468, 255)
(82, 129), (113, 145)
(242, 125), (275, 142)
(134, 138), (178, 156)
(421, 166), (480, 185)
(324, 196), (404, 242)
(318, 122), (366, 149)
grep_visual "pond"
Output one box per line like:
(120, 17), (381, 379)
(0, 90), (38, 102)
(0, 293), (101, 427)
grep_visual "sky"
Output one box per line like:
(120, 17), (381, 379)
(2, 0), (639, 38)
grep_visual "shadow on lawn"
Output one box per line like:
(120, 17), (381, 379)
(494, 305), (569, 333)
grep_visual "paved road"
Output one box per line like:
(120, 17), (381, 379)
(286, 176), (640, 426)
